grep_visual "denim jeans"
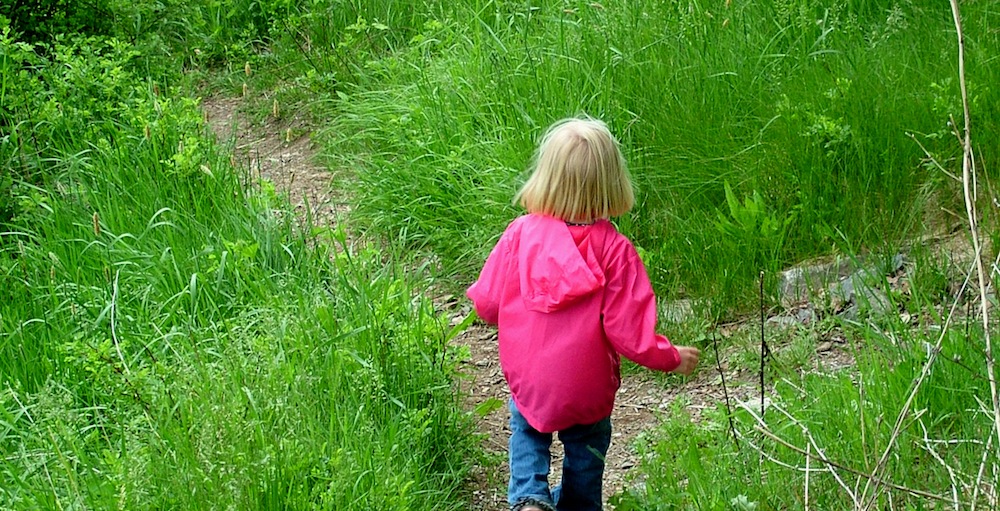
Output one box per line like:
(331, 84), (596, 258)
(508, 399), (612, 511)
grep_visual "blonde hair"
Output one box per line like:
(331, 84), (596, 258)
(515, 116), (634, 223)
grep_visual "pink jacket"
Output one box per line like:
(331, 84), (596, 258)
(466, 214), (681, 433)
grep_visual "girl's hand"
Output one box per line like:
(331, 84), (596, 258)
(672, 346), (701, 375)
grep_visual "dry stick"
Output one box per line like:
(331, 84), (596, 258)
(773, 397), (959, 508)
(805, 442), (811, 511)
(859, 257), (977, 509)
(739, 401), (861, 507)
(771, 402), (863, 509)
(950, 0), (1000, 488)
(757, 270), (770, 483)
(759, 272), (770, 423)
(754, 426), (960, 505)
(972, 403), (997, 511)
(735, 429), (820, 473)
(863, 74), (999, 511)
(735, 430), (816, 472)
(713, 331), (740, 450)
(907, 133), (962, 183)
(918, 419), (962, 510)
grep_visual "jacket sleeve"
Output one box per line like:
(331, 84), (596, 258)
(602, 244), (681, 372)
(465, 232), (513, 325)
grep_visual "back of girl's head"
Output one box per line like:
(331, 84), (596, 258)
(515, 115), (634, 223)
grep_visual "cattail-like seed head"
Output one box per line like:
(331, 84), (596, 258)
(144, 125), (150, 140)
(273, 99), (279, 118)
(285, 128), (292, 142)
(242, 83), (248, 97)
(92, 212), (101, 237)
(245, 62), (251, 76)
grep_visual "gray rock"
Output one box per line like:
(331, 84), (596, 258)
(778, 256), (859, 306)
(779, 253), (904, 309)
(662, 299), (694, 323)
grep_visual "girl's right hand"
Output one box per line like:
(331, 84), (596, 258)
(672, 346), (701, 375)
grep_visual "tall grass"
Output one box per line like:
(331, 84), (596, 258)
(0, 29), (474, 509)
(611, 315), (996, 509)
(322, 0), (999, 313)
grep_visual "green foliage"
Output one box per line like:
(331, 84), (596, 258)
(612, 321), (995, 509)
(4, 0), (1000, 508)
(320, 0), (1000, 312)
(0, 0), (115, 43)
(0, 24), (474, 509)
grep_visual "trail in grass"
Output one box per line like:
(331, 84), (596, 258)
(200, 94), (858, 510)
(201, 96), (348, 227)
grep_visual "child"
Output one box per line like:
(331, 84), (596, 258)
(466, 116), (700, 511)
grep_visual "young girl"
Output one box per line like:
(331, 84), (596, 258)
(466, 116), (700, 511)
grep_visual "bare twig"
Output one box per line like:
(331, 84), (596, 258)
(859, 256), (975, 508)
(759, 270), (770, 420)
(734, 429), (821, 473)
(713, 331), (740, 450)
(949, 4), (1000, 505)
(907, 132), (961, 182)
(918, 419), (961, 510)
(754, 425), (960, 505)
(739, 401), (861, 507)
(805, 441), (811, 511)
(971, 435), (992, 511)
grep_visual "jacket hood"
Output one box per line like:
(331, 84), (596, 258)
(517, 215), (607, 312)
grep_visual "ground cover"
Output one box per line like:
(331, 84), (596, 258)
(3, 0), (1000, 509)
(0, 23), (476, 510)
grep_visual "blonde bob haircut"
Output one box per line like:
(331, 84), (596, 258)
(515, 116), (635, 223)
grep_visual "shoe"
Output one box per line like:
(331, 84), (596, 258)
(511, 498), (555, 511)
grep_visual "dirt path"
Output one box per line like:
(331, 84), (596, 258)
(201, 96), (348, 228)
(199, 95), (838, 509)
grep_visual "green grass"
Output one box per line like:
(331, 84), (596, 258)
(319, 0), (1000, 313)
(611, 315), (996, 510)
(0, 29), (475, 509)
(4, 0), (1000, 508)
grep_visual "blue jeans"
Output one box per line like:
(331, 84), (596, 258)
(508, 400), (612, 511)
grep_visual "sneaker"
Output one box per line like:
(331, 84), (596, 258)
(511, 498), (555, 511)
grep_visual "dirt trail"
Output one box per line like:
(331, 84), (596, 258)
(199, 95), (831, 509)
(201, 97), (348, 228)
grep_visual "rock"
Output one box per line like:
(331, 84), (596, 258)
(765, 316), (800, 329)
(816, 341), (834, 353)
(663, 299), (694, 323)
(795, 307), (817, 324)
(779, 253), (904, 309)
(778, 256), (858, 306)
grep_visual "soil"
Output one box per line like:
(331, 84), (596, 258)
(199, 95), (957, 510)
(200, 96), (349, 228)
